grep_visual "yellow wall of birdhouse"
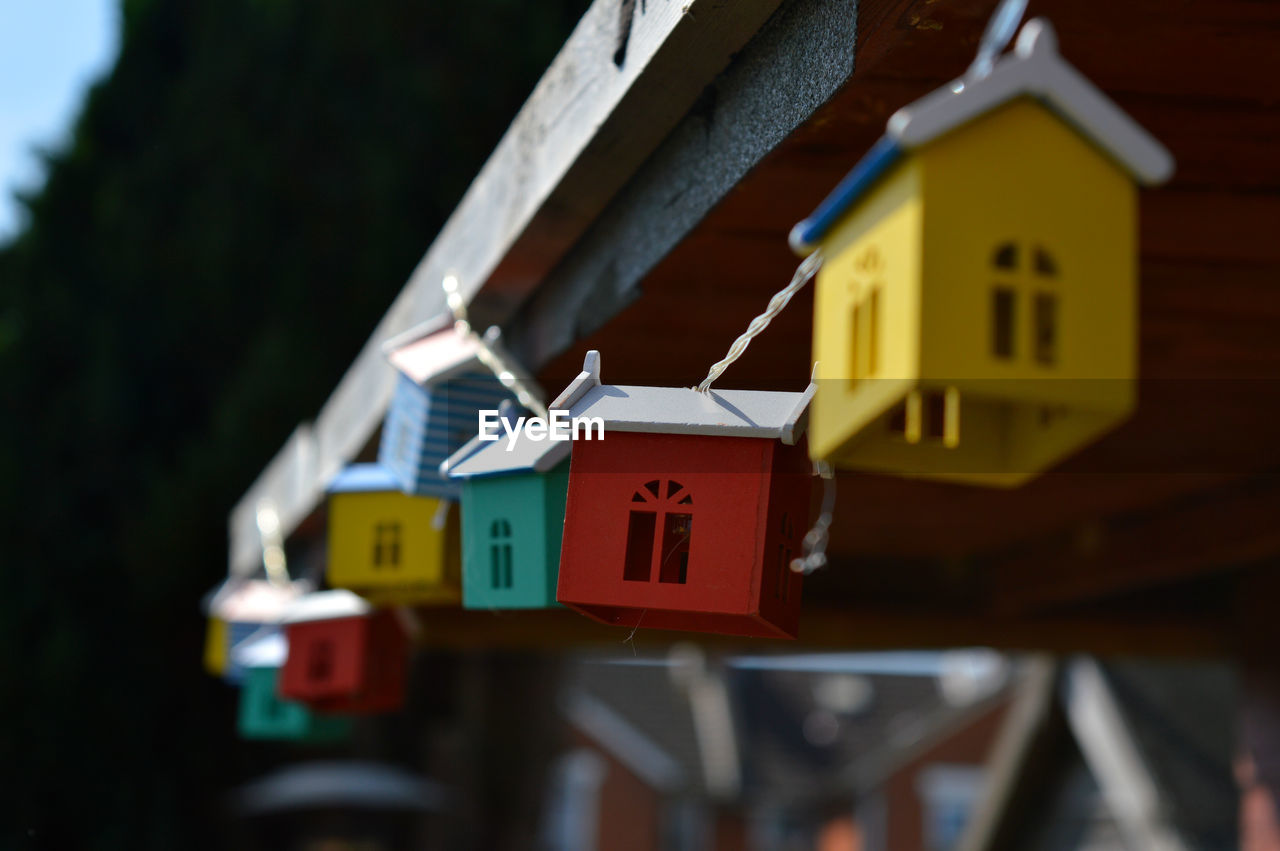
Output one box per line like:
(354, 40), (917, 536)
(809, 98), (1138, 486)
(327, 491), (460, 605)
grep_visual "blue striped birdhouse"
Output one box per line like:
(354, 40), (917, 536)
(234, 630), (352, 743)
(378, 318), (530, 498)
(443, 402), (571, 610)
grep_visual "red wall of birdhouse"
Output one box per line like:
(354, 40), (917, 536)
(279, 609), (407, 714)
(556, 431), (809, 638)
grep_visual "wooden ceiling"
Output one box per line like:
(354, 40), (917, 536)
(524, 0), (1280, 652)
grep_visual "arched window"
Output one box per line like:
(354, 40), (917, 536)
(372, 522), (402, 569)
(623, 479), (693, 584)
(490, 519), (513, 589)
(990, 241), (1059, 366)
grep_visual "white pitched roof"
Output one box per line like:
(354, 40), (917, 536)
(382, 318), (544, 400)
(551, 351), (814, 445)
(207, 578), (309, 623)
(282, 589), (372, 624)
(442, 418), (571, 479)
(232, 629), (288, 669)
(382, 316), (486, 386)
(887, 18), (1173, 184)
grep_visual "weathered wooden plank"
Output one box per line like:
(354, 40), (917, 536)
(507, 0), (860, 368)
(421, 0), (790, 324)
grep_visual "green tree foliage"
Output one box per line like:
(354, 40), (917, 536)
(0, 0), (585, 845)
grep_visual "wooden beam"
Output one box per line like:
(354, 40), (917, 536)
(990, 473), (1280, 616)
(402, 606), (1228, 657)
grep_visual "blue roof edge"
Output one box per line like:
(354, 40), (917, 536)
(326, 463), (402, 494)
(788, 136), (903, 254)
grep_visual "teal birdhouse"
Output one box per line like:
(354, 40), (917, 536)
(443, 404), (571, 610)
(234, 631), (352, 743)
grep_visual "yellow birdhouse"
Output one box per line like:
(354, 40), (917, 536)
(790, 18), (1173, 486)
(326, 463), (461, 605)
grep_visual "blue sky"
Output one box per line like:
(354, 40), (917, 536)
(0, 0), (120, 239)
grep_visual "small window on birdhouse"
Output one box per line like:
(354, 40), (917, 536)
(994, 243), (1017, 270)
(868, 288), (880, 375)
(624, 480), (693, 584)
(1034, 247), (1057, 277)
(848, 286), (881, 384)
(849, 300), (862, 383)
(776, 514), (794, 601)
(391, 421), (408, 467)
(373, 522), (402, 568)
(308, 640), (334, 683)
(624, 512), (656, 581)
(490, 518), (513, 589)
(992, 288), (1016, 359)
(1034, 293), (1058, 366)
(924, 392), (947, 441)
(659, 514), (692, 584)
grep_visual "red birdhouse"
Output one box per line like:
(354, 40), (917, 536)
(278, 590), (409, 715)
(554, 352), (815, 639)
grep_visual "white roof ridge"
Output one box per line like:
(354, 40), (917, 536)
(550, 350), (814, 440)
(550, 350), (602, 410)
(282, 589), (373, 624)
(886, 18), (1174, 185)
(442, 399), (572, 479)
(379, 313), (455, 356)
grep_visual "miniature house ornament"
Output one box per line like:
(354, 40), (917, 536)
(555, 351), (815, 639)
(326, 463), (461, 606)
(790, 17), (1174, 486)
(442, 401), (571, 610)
(278, 589), (409, 715)
(378, 317), (530, 498)
(234, 630), (352, 742)
(202, 577), (308, 683)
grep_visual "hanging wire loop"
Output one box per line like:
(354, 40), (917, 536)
(791, 462), (836, 574)
(696, 250), (823, 393)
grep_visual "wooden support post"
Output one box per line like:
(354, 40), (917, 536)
(957, 657), (1068, 851)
